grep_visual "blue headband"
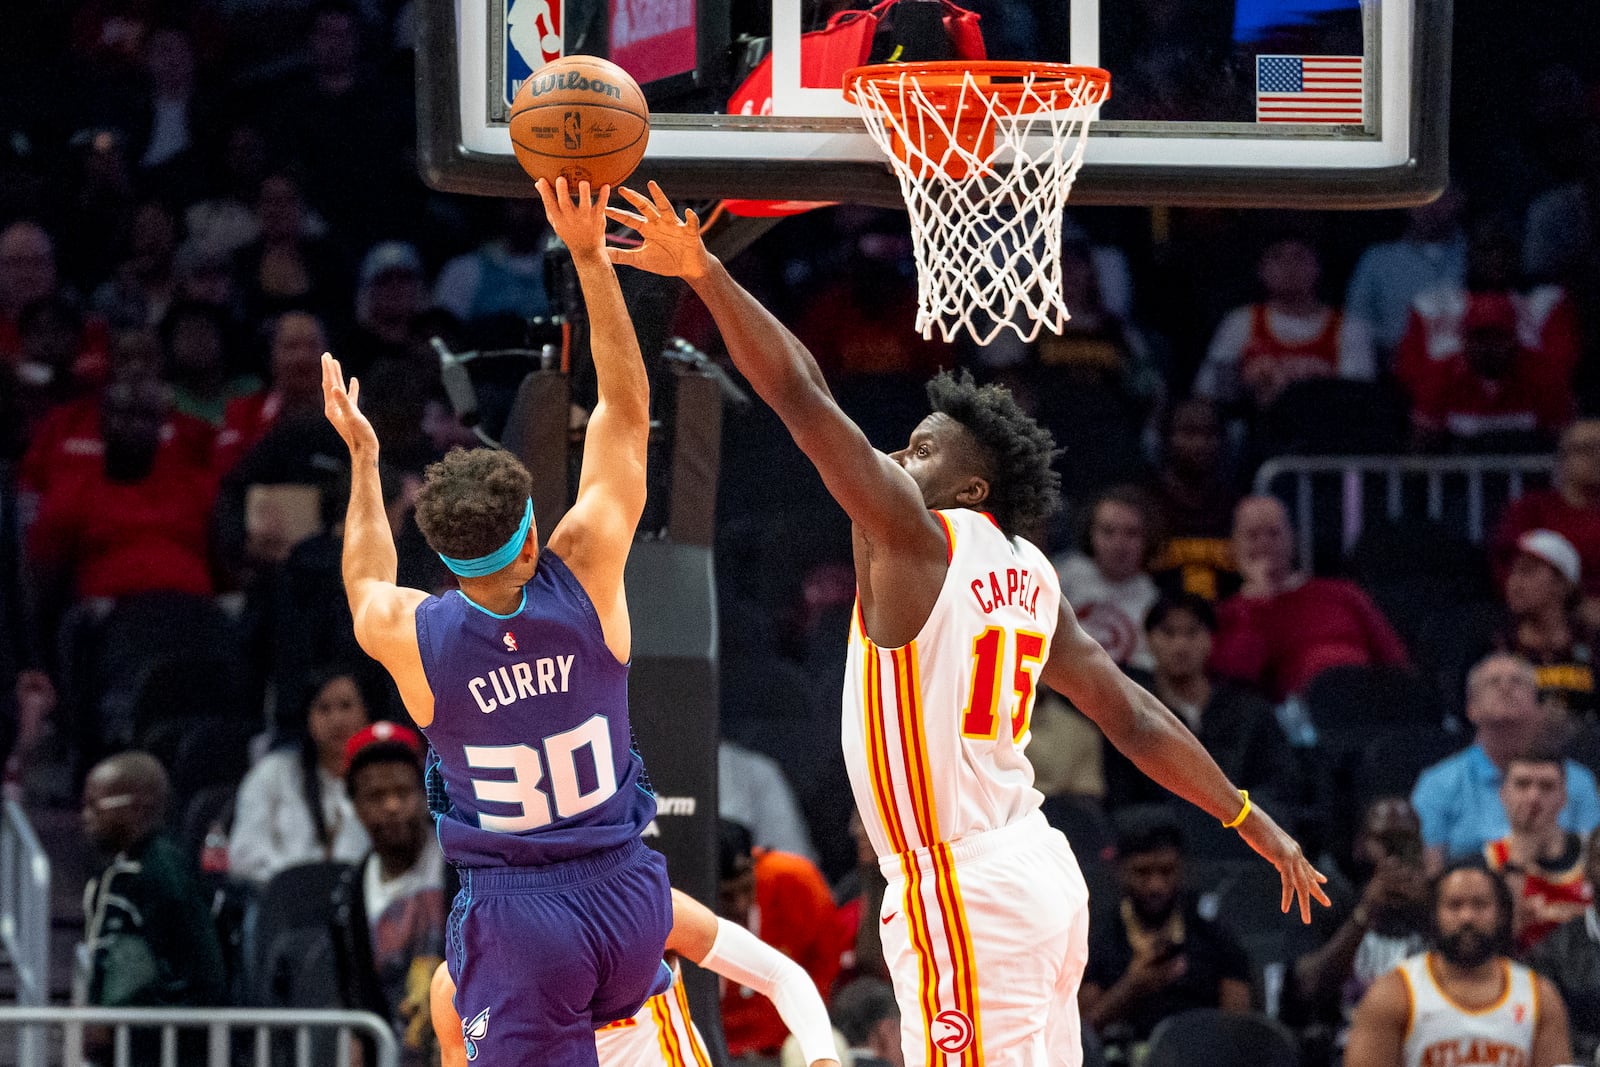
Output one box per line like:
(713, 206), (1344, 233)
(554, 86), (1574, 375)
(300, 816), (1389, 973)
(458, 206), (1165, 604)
(439, 499), (534, 578)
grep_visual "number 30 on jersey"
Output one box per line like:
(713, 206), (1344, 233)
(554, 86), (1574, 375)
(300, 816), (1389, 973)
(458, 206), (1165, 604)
(463, 714), (618, 832)
(961, 627), (1046, 743)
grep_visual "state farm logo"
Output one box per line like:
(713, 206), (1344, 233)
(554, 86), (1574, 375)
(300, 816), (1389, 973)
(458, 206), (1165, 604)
(932, 1009), (973, 1053)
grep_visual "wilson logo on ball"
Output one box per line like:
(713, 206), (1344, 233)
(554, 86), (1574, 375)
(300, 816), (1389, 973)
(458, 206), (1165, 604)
(525, 71), (623, 100)
(932, 1009), (974, 1053)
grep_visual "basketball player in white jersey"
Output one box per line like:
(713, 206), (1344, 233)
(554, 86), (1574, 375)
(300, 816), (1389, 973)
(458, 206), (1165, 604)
(606, 182), (1329, 1067)
(430, 888), (842, 1067)
(1345, 862), (1571, 1067)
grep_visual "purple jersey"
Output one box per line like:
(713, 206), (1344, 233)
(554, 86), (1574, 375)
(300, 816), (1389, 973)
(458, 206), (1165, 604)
(415, 548), (655, 867)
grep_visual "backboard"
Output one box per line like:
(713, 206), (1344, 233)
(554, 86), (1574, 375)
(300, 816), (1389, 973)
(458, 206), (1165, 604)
(417, 0), (1450, 209)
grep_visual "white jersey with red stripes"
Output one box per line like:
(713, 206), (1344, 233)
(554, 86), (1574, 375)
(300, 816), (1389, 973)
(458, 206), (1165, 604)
(842, 507), (1062, 860)
(595, 967), (713, 1067)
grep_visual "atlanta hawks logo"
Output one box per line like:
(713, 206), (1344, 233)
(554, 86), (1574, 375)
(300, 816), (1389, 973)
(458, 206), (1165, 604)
(503, 631), (518, 652)
(932, 1008), (974, 1053)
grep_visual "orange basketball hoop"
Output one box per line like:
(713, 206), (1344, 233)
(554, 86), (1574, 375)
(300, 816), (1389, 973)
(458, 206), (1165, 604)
(844, 61), (1110, 345)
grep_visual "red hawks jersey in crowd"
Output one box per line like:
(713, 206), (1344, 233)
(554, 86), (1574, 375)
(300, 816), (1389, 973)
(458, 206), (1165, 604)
(843, 508), (1062, 860)
(1397, 954), (1539, 1067)
(1395, 287), (1579, 438)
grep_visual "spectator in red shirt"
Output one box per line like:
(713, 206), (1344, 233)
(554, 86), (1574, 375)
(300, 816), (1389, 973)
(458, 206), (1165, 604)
(1494, 419), (1600, 628)
(216, 310), (327, 475)
(1482, 747), (1594, 953)
(26, 358), (219, 604)
(1396, 222), (1579, 452)
(1211, 496), (1408, 701)
(718, 819), (841, 1061)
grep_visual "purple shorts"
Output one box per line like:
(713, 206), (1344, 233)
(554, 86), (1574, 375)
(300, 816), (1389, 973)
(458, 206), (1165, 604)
(446, 838), (673, 1065)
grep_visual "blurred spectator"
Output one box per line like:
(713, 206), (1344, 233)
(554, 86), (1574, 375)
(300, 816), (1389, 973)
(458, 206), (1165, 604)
(1287, 797), (1430, 1053)
(331, 722), (445, 1065)
(1411, 653), (1600, 868)
(137, 28), (198, 167)
(1112, 594), (1298, 810)
(1195, 235), (1353, 415)
(0, 221), (59, 364)
(829, 811), (888, 991)
(1080, 808), (1251, 1055)
(1054, 486), (1161, 670)
(718, 819), (841, 1062)
(91, 200), (178, 330)
(60, 128), (138, 286)
(719, 739), (817, 864)
(79, 751), (225, 1008)
(171, 238), (241, 318)
(159, 299), (258, 426)
(227, 667), (372, 884)
(1344, 862), (1571, 1067)
(830, 977), (901, 1067)
(25, 357), (218, 608)
(1210, 496), (1408, 702)
(1522, 124), (1599, 284)
(1036, 235), (1165, 408)
(184, 122), (272, 258)
(432, 199), (553, 325)
(1146, 399), (1240, 602)
(1396, 221), (1578, 451)
(1482, 747), (1594, 953)
(1526, 826), (1600, 1064)
(344, 240), (426, 376)
(1495, 530), (1597, 721)
(1493, 419), (1600, 628)
(13, 295), (106, 437)
(217, 310), (328, 474)
(1339, 190), (1468, 377)
(235, 169), (351, 325)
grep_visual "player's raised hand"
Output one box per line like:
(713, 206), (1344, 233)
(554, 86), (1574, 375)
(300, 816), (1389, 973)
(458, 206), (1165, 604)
(604, 181), (711, 281)
(1235, 802), (1331, 923)
(322, 352), (378, 459)
(536, 177), (610, 264)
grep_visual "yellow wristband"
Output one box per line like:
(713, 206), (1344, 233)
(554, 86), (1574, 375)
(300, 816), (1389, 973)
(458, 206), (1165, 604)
(1222, 791), (1251, 829)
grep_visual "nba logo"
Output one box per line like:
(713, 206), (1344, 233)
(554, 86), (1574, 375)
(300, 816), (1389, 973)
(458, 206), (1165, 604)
(503, 631), (519, 652)
(563, 111), (582, 149)
(504, 0), (564, 108)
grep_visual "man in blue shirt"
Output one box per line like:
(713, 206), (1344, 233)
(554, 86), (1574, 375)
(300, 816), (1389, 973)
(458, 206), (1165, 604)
(1412, 653), (1600, 869)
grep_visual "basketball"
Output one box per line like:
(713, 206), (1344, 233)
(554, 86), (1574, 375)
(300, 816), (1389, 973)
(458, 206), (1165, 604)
(509, 56), (650, 191)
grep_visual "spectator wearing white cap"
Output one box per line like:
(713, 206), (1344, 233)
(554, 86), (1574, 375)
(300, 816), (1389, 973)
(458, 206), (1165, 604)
(345, 240), (427, 376)
(1497, 529), (1598, 722)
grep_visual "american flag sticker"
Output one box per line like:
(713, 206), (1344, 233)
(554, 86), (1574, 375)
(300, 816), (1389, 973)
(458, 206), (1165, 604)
(1256, 55), (1366, 123)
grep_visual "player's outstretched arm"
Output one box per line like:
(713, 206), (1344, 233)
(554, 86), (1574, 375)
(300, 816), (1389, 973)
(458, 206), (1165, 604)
(1041, 600), (1330, 923)
(666, 889), (841, 1067)
(539, 177), (652, 662)
(322, 354), (433, 720)
(607, 182), (941, 556)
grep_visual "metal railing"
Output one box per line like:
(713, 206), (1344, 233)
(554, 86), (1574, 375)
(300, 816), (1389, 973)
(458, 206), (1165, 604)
(1, 801), (51, 1007)
(1253, 454), (1555, 563)
(0, 1007), (398, 1067)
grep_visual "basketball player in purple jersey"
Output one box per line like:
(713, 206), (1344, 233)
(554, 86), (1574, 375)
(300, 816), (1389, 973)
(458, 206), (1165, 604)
(321, 177), (671, 1066)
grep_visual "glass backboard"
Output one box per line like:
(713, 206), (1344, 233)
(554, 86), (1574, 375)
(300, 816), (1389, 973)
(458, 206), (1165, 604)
(417, 0), (1449, 208)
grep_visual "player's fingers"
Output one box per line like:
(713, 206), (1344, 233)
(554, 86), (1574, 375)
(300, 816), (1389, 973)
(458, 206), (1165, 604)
(647, 180), (674, 215)
(597, 184), (611, 208)
(534, 178), (557, 213)
(555, 175), (571, 209)
(617, 185), (657, 217)
(683, 208), (700, 232)
(348, 377), (360, 406)
(604, 206), (647, 228)
(577, 180), (593, 209)
(1280, 873), (1293, 914)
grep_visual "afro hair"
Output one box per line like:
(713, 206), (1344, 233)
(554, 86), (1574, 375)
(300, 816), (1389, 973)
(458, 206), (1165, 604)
(925, 369), (1062, 535)
(413, 447), (534, 562)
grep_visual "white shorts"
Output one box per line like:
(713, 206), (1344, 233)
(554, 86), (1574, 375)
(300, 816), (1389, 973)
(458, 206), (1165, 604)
(596, 970), (713, 1067)
(878, 811), (1091, 1067)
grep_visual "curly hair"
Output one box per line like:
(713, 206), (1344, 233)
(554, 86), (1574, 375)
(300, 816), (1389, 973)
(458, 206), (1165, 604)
(413, 448), (534, 561)
(925, 369), (1062, 535)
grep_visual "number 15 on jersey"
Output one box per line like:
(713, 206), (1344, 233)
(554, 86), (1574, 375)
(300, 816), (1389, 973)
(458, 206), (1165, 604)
(961, 626), (1047, 743)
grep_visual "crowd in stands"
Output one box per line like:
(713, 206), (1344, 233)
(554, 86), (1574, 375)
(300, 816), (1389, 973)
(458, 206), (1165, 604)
(5, 1), (1600, 1065)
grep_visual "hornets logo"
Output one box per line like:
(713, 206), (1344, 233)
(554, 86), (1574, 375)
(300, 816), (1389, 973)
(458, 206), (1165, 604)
(463, 1006), (491, 1061)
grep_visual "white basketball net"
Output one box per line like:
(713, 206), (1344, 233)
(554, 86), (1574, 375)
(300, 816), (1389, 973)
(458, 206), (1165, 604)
(850, 67), (1108, 346)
